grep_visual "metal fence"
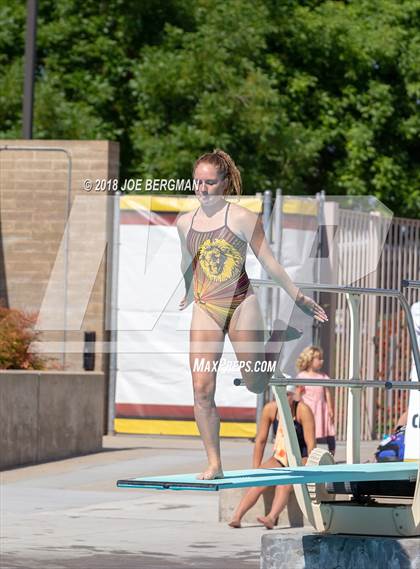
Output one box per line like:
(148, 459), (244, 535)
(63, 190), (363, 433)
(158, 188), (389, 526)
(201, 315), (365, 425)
(333, 213), (420, 440)
(262, 193), (419, 440)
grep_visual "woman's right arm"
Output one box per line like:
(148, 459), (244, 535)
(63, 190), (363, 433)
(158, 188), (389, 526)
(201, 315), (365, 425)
(176, 215), (194, 310)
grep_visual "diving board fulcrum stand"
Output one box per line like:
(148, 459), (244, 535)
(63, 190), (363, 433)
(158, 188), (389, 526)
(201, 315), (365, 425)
(254, 279), (420, 537)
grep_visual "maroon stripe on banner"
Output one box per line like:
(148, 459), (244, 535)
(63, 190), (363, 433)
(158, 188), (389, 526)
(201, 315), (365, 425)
(282, 213), (318, 230)
(120, 209), (316, 230)
(120, 211), (179, 225)
(116, 403), (256, 422)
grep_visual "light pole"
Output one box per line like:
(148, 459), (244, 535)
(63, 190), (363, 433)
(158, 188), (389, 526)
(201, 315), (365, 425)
(23, 0), (38, 139)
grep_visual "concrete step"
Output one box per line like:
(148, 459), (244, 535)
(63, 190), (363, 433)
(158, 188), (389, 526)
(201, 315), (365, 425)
(261, 532), (420, 569)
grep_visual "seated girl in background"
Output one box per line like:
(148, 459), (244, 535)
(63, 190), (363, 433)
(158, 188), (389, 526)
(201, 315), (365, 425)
(228, 385), (315, 529)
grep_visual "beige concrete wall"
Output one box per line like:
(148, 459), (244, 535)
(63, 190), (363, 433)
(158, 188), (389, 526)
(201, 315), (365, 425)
(0, 370), (104, 469)
(0, 140), (120, 430)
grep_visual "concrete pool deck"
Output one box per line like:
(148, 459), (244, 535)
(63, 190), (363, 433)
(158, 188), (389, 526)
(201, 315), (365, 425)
(1, 435), (381, 569)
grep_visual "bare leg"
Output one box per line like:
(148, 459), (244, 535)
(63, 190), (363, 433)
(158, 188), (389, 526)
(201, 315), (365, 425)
(228, 294), (280, 393)
(257, 484), (293, 529)
(190, 304), (225, 480)
(226, 295), (303, 526)
(228, 487), (267, 528)
(189, 293), (295, 479)
(229, 456), (281, 528)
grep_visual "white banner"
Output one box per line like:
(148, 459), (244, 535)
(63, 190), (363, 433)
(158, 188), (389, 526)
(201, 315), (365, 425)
(115, 223), (261, 420)
(114, 199), (321, 432)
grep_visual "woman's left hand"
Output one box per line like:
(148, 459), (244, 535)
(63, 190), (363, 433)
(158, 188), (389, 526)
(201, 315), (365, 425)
(296, 293), (328, 322)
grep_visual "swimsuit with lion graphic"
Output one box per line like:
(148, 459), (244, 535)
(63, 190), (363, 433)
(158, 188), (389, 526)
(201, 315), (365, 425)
(186, 201), (251, 332)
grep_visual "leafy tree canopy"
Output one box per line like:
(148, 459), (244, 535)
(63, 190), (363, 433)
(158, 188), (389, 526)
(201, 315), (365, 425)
(0, 0), (419, 217)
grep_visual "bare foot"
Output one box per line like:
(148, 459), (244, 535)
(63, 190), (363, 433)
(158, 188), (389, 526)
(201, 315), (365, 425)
(228, 519), (241, 528)
(257, 515), (275, 529)
(195, 466), (224, 480)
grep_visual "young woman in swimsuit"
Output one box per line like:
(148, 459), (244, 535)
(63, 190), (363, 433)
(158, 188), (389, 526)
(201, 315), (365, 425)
(177, 149), (327, 480)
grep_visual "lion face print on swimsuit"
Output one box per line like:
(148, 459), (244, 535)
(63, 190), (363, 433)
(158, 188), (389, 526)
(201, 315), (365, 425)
(186, 202), (250, 331)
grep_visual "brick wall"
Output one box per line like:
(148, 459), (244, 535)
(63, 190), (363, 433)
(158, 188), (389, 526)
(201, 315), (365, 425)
(0, 140), (120, 429)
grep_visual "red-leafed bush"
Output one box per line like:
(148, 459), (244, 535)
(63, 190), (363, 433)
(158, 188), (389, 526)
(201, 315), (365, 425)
(0, 302), (61, 370)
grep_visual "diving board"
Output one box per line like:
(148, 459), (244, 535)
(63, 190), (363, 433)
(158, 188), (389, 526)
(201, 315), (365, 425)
(117, 462), (418, 491)
(116, 280), (420, 536)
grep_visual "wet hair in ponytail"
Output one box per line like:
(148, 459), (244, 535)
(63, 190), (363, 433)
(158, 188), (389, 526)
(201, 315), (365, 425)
(193, 149), (242, 196)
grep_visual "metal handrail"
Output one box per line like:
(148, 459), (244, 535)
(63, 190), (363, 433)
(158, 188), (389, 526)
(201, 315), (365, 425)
(234, 378), (420, 390)
(250, 278), (420, 383)
(403, 280), (420, 289)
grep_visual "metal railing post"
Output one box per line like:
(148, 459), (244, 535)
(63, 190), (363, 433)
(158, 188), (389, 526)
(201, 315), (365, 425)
(256, 190), (272, 426)
(346, 293), (361, 463)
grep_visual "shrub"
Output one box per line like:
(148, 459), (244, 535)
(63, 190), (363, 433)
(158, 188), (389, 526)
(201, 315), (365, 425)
(0, 302), (61, 370)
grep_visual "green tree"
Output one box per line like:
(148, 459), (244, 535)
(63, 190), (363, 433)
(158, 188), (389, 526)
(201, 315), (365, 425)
(131, 0), (420, 217)
(0, 0), (419, 217)
(264, 0), (420, 215)
(0, 0), (195, 174)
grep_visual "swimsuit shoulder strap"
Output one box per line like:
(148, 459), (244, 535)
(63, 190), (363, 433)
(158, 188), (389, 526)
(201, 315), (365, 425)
(224, 201), (230, 226)
(189, 207), (200, 231)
